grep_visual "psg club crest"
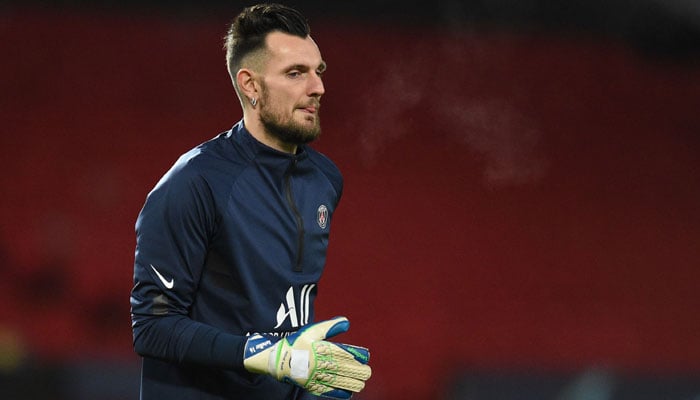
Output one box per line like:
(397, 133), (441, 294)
(317, 205), (328, 229)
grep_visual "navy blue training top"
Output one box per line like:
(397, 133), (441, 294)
(130, 120), (343, 399)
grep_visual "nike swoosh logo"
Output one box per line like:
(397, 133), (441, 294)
(150, 264), (174, 289)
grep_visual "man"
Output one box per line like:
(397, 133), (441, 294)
(130, 4), (371, 400)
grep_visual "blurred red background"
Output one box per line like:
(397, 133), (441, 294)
(1, 4), (699, 399)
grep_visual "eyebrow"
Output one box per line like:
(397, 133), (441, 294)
(285, 61), (327, 73)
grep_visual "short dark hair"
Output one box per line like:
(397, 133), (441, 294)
(224, 3), (310, 86)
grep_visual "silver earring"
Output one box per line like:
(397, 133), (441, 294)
(250, 97), (257, 107)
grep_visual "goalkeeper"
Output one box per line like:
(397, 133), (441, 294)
(130, 3), (371, 399)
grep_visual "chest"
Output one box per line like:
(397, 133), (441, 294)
(216, 162), (338, 277)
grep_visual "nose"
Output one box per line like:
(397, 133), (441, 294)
(308, 72), (325, 98)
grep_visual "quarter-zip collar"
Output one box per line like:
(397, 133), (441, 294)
(227, 120), (309, 163)
(226, 120), (308, 273)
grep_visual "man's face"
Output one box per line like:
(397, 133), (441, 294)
(257, 31), (326, 147)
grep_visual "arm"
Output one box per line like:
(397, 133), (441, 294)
(129, 159), (246, 370)
(131, 313), (245, 369)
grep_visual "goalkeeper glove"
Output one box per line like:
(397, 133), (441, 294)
(243, 316), (372, 399)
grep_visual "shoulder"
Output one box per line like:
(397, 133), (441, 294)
(150, 131), (249, 202)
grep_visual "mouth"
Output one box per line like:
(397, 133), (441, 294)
(298, 102), (320, 114)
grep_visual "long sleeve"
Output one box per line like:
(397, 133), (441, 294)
(131, 314), (245, 370)
(130, 150), (245, 371)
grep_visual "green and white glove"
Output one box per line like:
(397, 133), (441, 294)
(243, 316), (372, 399)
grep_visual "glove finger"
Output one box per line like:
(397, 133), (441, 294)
(317, 341), (370, 365)
(314, 358), (371, 380)
(334, 343), (370, 364)
(312, 373), (367, 393)
(329, 350), (372, 380)
(315, 344), (372, 380)
(336, 362), (372, 381)
(314, 341), (372, 380)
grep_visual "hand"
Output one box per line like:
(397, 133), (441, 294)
(243, 316), (372, 399)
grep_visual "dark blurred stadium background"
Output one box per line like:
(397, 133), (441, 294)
(1, 1), (700, 399)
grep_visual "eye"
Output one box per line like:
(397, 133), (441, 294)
(287, 71), (302, 79)
(317, 62), (327, 77)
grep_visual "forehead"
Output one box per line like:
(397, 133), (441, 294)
(263, 31), (323, 70)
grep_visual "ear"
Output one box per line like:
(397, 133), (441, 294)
(236, 68), (258, 101)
